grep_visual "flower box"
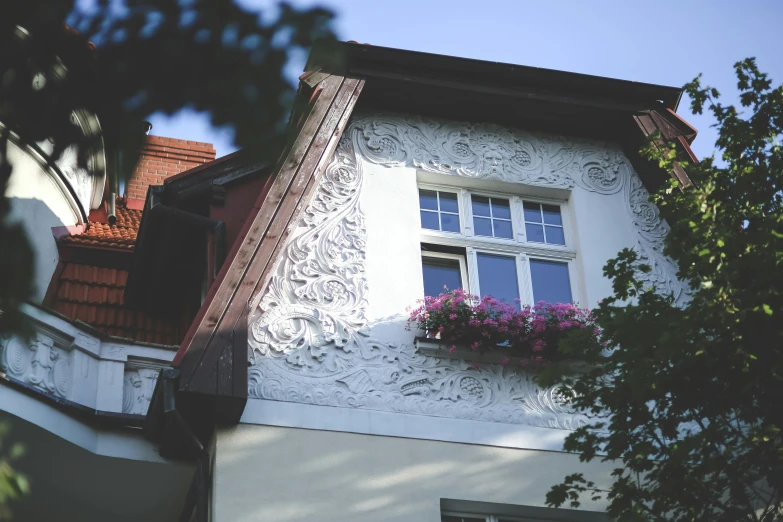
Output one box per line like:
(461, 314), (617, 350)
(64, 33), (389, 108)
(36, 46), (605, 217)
(408, 289), (603, 367)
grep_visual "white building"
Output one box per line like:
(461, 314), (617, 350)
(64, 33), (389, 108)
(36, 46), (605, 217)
(0, 42), (697, 521)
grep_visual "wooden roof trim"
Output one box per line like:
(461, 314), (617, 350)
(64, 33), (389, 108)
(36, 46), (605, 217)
(174, 75), (364, 398)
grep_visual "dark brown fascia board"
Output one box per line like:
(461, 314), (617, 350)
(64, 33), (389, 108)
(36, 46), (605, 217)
(172, 75), (364, 408)
(308, 41), (683, 112)
(56, 243), (134, 270)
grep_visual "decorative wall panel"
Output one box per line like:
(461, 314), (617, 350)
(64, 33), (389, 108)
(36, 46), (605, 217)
(248, 114), (684, 430)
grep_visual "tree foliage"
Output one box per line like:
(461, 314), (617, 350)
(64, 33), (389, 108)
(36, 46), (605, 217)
(544, 58), (783, 522)
(0, 1), (336, 334)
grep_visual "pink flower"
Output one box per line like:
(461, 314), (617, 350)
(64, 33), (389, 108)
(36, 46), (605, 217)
(501, 356), (510, 366)
(520, 359), (529, 367)
(449, 345), (457, 354)
(449, 314), (457, 320)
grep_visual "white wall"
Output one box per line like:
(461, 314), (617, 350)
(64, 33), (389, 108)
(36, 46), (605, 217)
(246, 114), (679, 437)
(240, 114), (682, 521)
(214, 424), (614, 522)
(361, 162), (637, 328)
(5, 141), (83, 301)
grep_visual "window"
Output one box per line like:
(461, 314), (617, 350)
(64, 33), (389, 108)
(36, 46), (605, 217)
(523, 202), (565, 245)
(420, 189), (461, 233)
(529, 259), (572, 304)
(422, 253), (467, 297)
(476, 252), (519, 306)
(418, 185), (577, 305)
(472, 196), (513, 239)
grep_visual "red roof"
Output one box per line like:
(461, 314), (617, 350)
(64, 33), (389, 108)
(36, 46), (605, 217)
(48, 200), (179, 345)
(46, 135), (218, 346)
(50, 264), (179, 345)
(59, 203), (141, 250)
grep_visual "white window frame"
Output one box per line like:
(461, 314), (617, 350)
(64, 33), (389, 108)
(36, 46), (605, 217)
(418, 182), (581, 306)
(421, 251), (471, 295)
(419, 188), (463, 234)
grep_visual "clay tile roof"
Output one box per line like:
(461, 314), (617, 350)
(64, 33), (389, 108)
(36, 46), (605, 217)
(49, 263), (179, 346)
(60, 202), (142, 250)
(50, 198), (179, 345)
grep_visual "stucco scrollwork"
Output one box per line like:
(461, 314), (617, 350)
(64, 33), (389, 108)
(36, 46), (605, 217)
(248, 113), (684, 431)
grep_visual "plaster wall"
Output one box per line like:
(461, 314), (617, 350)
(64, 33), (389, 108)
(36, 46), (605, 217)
(214, 424), (614, 522)
(245, 114), (681, 440)
(361, 161), (637, 327)
(5, 141), (82, 301)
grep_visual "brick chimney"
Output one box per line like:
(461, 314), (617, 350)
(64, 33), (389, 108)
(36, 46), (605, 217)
(125, 136), (216, 209)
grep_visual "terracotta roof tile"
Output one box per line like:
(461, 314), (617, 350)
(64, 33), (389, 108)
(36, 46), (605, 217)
(60, 203), (142, 250)
(49, 262), (180, 346)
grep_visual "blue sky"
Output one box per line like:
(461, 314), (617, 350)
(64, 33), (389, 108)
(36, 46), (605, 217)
(149, 0), (783, 160)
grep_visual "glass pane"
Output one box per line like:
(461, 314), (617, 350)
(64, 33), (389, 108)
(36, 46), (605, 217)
(419, 189), (438, 211)
(441, 213), (461, 232)
(421, 210), (439, 230)
(525, 223), (545, 243)
(439, 192), (459, 213)
(545, 225), (565, 245)
(523, 202), (542, 223)
(530, 259), (572, 304)
(441, 517), (484, 522)
(477, 253), (519, 306)
(542, 204), (562, 225)
(472, 195), (491, 217)
(491, 198), (511, 219)
(494, 220), (513, 239)
(422, 257), (462, 297)
(473, 217), (492, 237)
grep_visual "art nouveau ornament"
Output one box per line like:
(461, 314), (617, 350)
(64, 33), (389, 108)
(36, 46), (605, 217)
(0, 334), (70, 398)
(248, 114), (684, 431)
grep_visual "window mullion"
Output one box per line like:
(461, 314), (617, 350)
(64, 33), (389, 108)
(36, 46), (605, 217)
(466, 247), (480, 298)
(516, 253), (534, 306)
(511, 196), (525, 244)
(461, 189), (473, 237)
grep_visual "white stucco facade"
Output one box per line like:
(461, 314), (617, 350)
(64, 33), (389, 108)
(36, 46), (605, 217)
(214, 424), (615, 522)
(4, 114), (105, 301)
(218, 113), (683, 521)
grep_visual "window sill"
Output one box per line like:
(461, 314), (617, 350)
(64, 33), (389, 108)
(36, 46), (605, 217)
(415, 337), (525, 367)
(415, 337), (594, 371)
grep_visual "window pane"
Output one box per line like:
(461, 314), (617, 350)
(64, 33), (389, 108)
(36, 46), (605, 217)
(491, 198), (511, 219)
(530, 259), (572, 304)
(523, 202), (542, 223)
(542, 204), (562, 225)
(473, 217), (492, 237)
(421, 210), (439, 230)
(422, 257), (462, 297)
(439, 192), (459, 213)
(477, 253), (519, 306)
(472, 195), (491, 217)
(441, 213), (461, 232)
(526, 223), (545, 243)
(419, 189), (438, 210)
(545, 225), (565, 245)
(494, 220), (513, 239)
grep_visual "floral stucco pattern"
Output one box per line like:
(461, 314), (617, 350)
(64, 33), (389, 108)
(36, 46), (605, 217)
(247, 114), (683, 430)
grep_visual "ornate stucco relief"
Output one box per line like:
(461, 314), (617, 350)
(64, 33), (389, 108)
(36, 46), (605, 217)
(122, 367), (161, 415)
(0, 334), (71, 398)
(248, 114), (684, 431)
